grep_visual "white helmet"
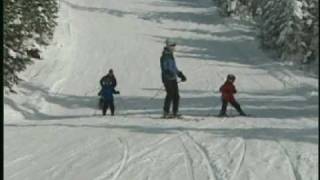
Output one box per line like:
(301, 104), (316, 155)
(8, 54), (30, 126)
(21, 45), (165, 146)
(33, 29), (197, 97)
(165, 38), (176, 46)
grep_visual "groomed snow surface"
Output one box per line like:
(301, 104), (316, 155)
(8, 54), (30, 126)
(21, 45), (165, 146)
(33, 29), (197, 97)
(4, 0), (318, 179)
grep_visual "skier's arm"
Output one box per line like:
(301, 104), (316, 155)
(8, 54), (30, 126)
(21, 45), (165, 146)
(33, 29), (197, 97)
(113, 78), (117, 88)
(160, 56), (165, 71)
(177, 71), (186, 81)
(232, 85), (237, 94)
(113, 88), (120, 94)
(100, 77), (105, 87)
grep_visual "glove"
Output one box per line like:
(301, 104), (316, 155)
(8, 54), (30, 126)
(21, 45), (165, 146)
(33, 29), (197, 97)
(178, 71), (186, 82)
(115, 91), (120, 94)
(98, 90), (102, 96)
(181, 75), (186, 82)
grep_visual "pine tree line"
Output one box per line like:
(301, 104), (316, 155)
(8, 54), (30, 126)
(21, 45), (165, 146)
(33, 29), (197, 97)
(3, 0), (59, 93)
(214, 0), (319, 72)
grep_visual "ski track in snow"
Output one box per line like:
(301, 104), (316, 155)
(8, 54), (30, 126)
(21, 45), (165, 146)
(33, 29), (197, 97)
(94, 135), (175, 180)
(4, 155), (34, 168)
(57, 138), (102, 179)
(182, 131), (218, 180)
(229, 138), (246, 180)
(111, 138), (129, 180)
(94, 138), (129, 180)
(273, 139), (299, 180)
(179, 132), (249, 180)
(125, 135), (175, 165)
(179, 135), (195, 180)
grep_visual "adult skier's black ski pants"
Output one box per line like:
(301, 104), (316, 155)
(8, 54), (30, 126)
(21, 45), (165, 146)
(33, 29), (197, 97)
(163, 80), (180, 115)
(102, 100), (115, 116)
(219, 98), (245, 115)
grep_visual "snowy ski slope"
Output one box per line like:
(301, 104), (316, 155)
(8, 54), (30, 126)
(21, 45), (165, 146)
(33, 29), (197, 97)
(4, 0), (318, 179)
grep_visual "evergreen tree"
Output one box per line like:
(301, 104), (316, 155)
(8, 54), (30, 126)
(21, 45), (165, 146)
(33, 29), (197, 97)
(3, 0), (58, 93)
(300, 0), (319, 64)
(276, 0), (304, 62)
(213, 0), (319, 73)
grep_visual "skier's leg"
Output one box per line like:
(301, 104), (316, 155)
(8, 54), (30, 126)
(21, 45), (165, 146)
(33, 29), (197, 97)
(105, 102), (109, 115)
(163, 81), (173, 114)
(172, 81), (180, 115)
(219, 98), (228, 116)
(230, 100), (246, 115)
(110, 100), (115, 116)
(102, 100), (107, 116)
(99, 98), (103, 109)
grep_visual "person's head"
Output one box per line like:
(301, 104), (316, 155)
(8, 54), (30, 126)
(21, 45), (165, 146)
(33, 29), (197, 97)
(108, 69), (114, 75)
(165, 38), (176, 51)
(226, 74), (236, 83)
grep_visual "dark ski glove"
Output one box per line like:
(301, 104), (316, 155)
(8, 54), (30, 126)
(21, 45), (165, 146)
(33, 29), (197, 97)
(114, 91), (120, 94)
(178, 71), (187, 82)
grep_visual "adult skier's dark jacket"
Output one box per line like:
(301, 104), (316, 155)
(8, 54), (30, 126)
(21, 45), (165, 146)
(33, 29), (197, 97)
(219, 81), (237, 102)
(160, 47), (186, 82)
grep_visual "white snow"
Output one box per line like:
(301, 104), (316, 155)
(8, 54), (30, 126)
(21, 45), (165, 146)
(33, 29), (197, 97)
(4, 0), (318, 179)
(8, 49), (17, 58)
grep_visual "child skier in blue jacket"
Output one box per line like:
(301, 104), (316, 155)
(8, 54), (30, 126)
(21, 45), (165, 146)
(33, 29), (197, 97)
(98, 77), (120, 116)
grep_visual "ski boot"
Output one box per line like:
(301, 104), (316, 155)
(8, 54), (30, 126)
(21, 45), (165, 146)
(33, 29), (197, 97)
(172, 113), (182, 119)
(217, 113), (228, 117)
(162, 112), (170, 119)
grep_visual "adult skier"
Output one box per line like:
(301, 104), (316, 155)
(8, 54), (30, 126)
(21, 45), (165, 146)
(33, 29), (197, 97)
(160, 38), (187, 118)
(99, 76), (120, 116)
(218, 74), (247, 117)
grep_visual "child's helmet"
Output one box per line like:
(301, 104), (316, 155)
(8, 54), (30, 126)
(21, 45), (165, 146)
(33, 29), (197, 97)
(227, 74), (236, 80)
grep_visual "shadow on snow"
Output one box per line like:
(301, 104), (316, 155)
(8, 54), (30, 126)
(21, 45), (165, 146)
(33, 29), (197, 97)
(4, 0), (317, 120)
(4, 82), (318, 120)
(4, 123), (318, 144)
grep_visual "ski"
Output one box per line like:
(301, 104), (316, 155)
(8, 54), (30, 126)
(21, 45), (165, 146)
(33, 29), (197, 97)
(157, 114), (203, 121)
(213, 114), (254, 118)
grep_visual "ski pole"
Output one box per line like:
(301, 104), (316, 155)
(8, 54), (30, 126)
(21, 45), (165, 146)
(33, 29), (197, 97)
(151, 80), (183, 100)
(92, 98), (99, 116)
